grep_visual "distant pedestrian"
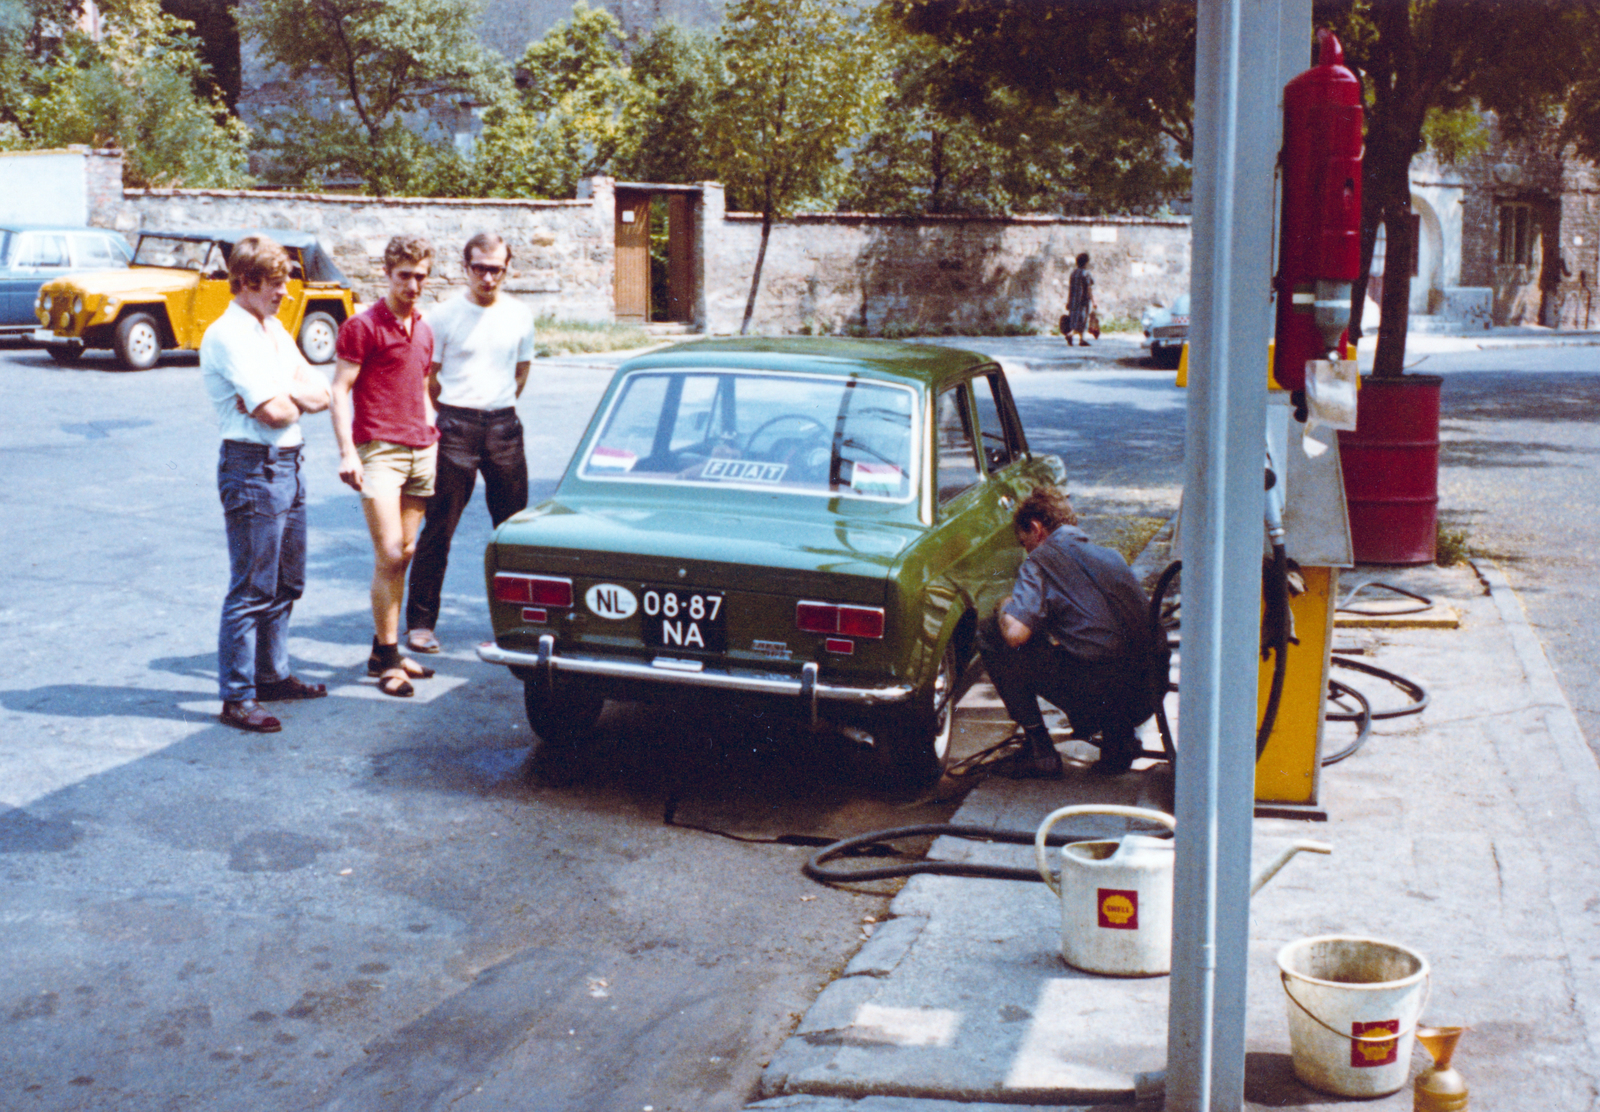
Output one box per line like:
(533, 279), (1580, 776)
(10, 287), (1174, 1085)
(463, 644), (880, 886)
(330, 235), (439, 697)
(1064, 252), (1098, 346)
(403, 232), (538, 656)
(202, 234), (332, 733)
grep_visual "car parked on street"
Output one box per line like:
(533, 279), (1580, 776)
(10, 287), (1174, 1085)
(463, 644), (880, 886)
(477, 337), (1068, 787)
(0, 225), (132, 340)
(32, 227), (357, 370)
(1141, 292), (1190, 370)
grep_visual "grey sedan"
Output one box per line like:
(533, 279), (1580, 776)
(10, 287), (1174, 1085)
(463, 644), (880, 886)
(0, 226), (131, 339)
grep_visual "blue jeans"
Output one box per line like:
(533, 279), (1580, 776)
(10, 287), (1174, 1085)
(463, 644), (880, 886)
(405, 404), (528, 632)
(217, 441), (306, 702)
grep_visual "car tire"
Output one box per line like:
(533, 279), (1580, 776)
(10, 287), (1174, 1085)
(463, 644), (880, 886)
(45, 346), (83, 366)
(112, 312), (162, 371)
(297, 311), (338, 365)
(521, 678), (604, 781)
(1152, 346), (1182, 371)
(870, 641), (959, 789)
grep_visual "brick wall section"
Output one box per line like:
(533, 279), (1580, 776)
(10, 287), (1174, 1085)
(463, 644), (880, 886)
(106, 186), (615, 320)
(84, 150), (125, 230)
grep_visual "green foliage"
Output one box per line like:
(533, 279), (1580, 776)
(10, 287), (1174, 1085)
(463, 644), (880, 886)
(470, 1), (636, 199)
(0, 0), (248, 187)
(615, 22), (723, 185)
(1422, 105), (1490, 167)
(533, 314), (650, 356)
(707, 0), (886, 215)
(1435, 521), (1470, 567)
(243, 0), (506, 193)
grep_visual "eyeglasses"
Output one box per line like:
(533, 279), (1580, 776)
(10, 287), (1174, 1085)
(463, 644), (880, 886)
(469, 263), (506, 278)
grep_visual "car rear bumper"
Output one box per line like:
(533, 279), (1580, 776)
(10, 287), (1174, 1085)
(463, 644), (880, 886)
(479, 634), (913, 725)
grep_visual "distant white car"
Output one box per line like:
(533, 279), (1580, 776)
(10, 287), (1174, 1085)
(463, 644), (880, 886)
(1141, 292), (1189, 370)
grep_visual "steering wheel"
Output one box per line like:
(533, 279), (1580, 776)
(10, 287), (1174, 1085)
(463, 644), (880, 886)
(745, 414), (829, 460)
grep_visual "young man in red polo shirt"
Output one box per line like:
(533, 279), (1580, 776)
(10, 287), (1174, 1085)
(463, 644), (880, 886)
(330, 235), (439, 696)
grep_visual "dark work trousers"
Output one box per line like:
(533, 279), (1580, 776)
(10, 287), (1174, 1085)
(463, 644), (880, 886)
(405, 404), (528, 633)
(217, 441), (306, 702)
(977, 613), (1140, 756)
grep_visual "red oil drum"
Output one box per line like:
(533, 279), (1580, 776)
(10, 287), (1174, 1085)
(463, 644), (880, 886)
(1337, 375), (1442, 565)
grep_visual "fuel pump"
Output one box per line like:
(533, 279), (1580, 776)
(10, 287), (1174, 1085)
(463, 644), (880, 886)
(1273, 28), (1363, 422)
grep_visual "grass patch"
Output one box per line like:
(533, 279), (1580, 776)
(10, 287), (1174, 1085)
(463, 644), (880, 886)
(1436, 521), (1471, 567)
(535, 316), (651, 357)
(1084, 514), (1168, 564)
(1098, 312), (1143, 334)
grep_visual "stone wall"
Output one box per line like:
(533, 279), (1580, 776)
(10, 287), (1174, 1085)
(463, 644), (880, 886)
(698, 182), (1192, 336)
(106, 185), (615, 320)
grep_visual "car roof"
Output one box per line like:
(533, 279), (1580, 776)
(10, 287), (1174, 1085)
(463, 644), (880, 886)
(0, 224), (123, 234)
(616, 337), (996, 389)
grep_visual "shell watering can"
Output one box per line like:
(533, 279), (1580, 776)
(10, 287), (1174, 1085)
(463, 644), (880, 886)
(1034, 805), (1332, 977)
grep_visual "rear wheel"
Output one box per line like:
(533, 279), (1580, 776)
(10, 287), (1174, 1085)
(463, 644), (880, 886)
(113, 312), (161, 371)
(522, 678), (604, 781)
(297, 311), (338, 364)
(870, 642), (959, 789)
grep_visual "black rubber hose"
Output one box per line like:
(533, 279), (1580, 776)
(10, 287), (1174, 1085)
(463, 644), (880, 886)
(1256, 543), (1291, 760)
(802, 823), (1171, 886)
(1320, 676), (1372, 765)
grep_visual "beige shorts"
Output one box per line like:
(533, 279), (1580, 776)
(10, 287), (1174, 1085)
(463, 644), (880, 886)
(357, 439), (437, 500)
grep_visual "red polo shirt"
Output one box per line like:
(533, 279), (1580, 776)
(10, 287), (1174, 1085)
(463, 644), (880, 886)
(336, 300), (438, 449)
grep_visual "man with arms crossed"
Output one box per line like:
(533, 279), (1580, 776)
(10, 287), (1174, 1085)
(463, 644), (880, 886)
(403, 232), (537, 655)
(330, 235), (440, 696)
(203, 234), (331, 733)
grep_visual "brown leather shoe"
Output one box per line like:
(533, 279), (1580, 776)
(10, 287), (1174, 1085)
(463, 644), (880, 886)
(255, 675), (327, 701)
(220, 699), (282, 733)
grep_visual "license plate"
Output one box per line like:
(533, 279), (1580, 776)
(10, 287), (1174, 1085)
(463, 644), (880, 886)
(640, 586), (725, 653)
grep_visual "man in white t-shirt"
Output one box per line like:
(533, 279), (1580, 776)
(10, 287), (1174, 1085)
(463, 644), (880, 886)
(404, 232), (538, 654)
(202, 234), (331, 733)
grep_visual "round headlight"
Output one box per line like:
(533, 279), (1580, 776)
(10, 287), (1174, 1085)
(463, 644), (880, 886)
(72, 296), (84, 315)
(103, 298), (119, 316)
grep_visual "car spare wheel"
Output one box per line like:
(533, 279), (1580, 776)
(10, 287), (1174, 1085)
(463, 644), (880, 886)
(522, 679), (604, 779)
(297, 311), (338, 364)
(869, 641), (958, 788)
(112, 311), (162, 371)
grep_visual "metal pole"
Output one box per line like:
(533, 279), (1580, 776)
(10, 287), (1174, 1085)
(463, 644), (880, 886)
(1166, 1), (1308, 1109)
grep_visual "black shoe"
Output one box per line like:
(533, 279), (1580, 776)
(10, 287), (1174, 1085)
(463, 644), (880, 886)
(1090, 742), (1136, 776)
(220, 699), (282, 733)
(256, 675), (327, 701)
(996, 727), (1064, 779)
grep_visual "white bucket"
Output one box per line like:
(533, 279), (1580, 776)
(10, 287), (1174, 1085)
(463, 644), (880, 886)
(1277, 935), (1430, 1097)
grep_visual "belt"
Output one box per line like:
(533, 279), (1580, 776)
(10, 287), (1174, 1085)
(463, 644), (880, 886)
(437, 403), (517, 419)
(223, 440), (301, 463)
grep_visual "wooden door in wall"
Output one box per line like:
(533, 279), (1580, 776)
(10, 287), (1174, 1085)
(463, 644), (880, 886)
(665, 193), (695, 323)
(614, 189), (650, 322)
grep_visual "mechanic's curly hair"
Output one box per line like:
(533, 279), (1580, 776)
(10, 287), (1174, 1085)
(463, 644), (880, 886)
(1013, 486), (1078, 535)
(227, 235), (290, 295)
(383, 234), (434, 273)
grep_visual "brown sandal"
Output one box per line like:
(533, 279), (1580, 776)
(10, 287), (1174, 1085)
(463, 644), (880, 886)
(369, 641), (419, 697)
(368, 638), (434, 680)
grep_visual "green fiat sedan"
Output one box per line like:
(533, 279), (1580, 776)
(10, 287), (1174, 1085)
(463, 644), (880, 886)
(478, 338), (1066, 786)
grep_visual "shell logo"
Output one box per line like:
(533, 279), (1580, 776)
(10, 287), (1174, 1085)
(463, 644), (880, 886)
(1097, 888), (1139, 930)
(1350, 1019), (1399, 1067)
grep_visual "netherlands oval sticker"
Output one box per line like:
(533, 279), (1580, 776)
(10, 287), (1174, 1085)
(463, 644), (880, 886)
(586, 584), (638, 620)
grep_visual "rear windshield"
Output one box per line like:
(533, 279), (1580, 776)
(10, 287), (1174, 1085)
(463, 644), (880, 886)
(580, 369), (918, 502)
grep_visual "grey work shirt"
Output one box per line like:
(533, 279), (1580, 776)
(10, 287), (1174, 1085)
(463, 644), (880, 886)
(1002, 524), (1148, 664)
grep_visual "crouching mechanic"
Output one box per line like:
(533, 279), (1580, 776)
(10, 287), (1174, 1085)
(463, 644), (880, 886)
(978, 487), (1158, 778)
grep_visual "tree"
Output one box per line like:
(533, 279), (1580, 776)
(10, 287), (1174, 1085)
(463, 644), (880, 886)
(0, 0), (248, 186)
(470, 1), (638, 199)
(707, 0), (885, 333)
(1316, 0), (1588, 376)
(614, 21), (723, 186)
(241, 0), (506, 192)
(840, 26), (1185, 216)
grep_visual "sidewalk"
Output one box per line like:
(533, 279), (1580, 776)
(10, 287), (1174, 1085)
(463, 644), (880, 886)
(744, 556), (1600, 1111)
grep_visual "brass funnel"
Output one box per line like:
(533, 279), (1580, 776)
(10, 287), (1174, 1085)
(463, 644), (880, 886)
(1416, 1026), (1465, 1070)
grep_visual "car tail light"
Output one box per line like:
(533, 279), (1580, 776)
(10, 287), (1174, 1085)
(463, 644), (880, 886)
(796, 601), (885, 639)
(493, 573), (573, 608)
(824, 638), (854, 655)
(522, 607), (548, 624)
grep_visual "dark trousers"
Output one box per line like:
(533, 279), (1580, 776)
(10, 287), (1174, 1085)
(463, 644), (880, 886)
(977, 613), (1140, 754)
(217, 441), (306, 702)
(405, 404), (528, 632)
